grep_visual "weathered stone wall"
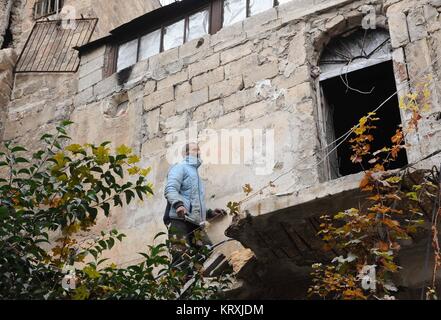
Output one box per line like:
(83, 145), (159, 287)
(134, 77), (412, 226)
(3, 0), (441, 271)
(68, 0), (441, 266)
(0, 0), (161, 143)
(0, 49), (17, 138)
(5, 0), (160, 52)
(0, 0), (13, 48)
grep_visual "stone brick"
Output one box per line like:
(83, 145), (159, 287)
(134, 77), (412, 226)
(144, 80), (156, 96)
(191, 67), (225, 92)
(157, 69), (188, 90)
(210, 110), (242, 130)
(74, 86), (94, 106)
(80, 46), (106, 66)
(0, 48), (17, 71)
(242, 100), (272, 121)
(160, 100), (177, 118)
(424, 4), (441, 33)
(161, 112), (187, 133)
(244, 8), (280, 38)
(272, 65), (309, 89)
(287, 31), (307, 67)
(176, 88), (209, 113)
(93, 73), (121, 99)
(79, 54), (105, 79)
(407, 8), (428, 42)
(388, 11), (410, 48)
(277, 0), (335, 24)
(78, 69), (103, 92)
(224, 54), (259, 79)
(220, 42), (254, 66)
(223, 87), (263, 113)
(404, 38), (432, 80)
(145, 107), (160, 139)
(209, 76), (244, 100)
(179, 35), (212, 64)
(211, 21), (246, 52)
(188, 53), (220, 79)
(144, 86), (174, 111)
(192, 100), (223, 122)
(285, 82), (312, 105)
(149, 47), (179, 67)
(243, 62), (279, 88)
(175, 81), (191, 98)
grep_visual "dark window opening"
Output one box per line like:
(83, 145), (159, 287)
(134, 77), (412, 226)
(1, 15), (13, 49)
(34, 0), (64, 20)
(321, 60), (408, 177)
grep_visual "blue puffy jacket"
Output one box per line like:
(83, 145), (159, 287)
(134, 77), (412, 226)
(164, 156), (207, 226)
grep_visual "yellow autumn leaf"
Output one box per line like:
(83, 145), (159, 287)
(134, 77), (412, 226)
(128, 155), (141, 164)
(53, 152), (67, 167)
(83, 266), (101, 279)
(128, 166), (140, 175)
(65, 144), (84, 154)
(116, 144), (132, 156)
(140, 167), (152, 177)
(93, 146), (110, 165)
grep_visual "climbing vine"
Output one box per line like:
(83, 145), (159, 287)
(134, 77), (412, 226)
(309, 81), (441, 300)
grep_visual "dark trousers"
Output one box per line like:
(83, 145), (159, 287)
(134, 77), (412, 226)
(168, 219), (212, 270)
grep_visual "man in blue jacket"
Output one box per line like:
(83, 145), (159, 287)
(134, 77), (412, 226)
(164, 143), (225, 253)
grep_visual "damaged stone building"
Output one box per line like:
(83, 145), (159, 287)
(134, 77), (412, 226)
(1, 0), (441, 299)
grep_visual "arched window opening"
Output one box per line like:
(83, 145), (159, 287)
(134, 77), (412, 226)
(318, 28), (408, 179)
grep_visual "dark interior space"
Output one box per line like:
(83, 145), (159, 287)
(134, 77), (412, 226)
(321, 60), (408, 177)
(1, 16), (13, 49)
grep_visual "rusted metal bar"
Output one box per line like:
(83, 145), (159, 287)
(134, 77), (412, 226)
(15, 18), (98, 73)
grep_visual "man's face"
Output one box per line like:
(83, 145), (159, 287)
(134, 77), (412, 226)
(188, 143), (200, 158)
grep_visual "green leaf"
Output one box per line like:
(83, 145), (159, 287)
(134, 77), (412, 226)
(61, 120), (74, 126)
(0, 206), (9, 219)
(33, 150), (45, 159)
(18, 168), (31, 175)
(98, 240), (107, 250)
(107, 237), (115, 250)
(15, 157), (30, 164)
(97, 258), (109, 266)
(83, 266), (101, 279)
(101, 141), (112, 147)
(125, 190), (135, 205)
(40, 133), (53, 140)
(154, 232), (166, 241)
(102, 202), (110, 216)
(89, 249), (98, 260)
(11, 146), (27, 153)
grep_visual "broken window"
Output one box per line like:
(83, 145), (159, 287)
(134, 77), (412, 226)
(117, 39), (138, 72)
(318, 28), (408, 179)
(34, 0), (63, 20)
(186, 9), (210, 42)
(163, 19), (185, 51)
(223, 0), (247, 27)
(112, 0), (286, 75)
(139, 29), (161, 61)
(249, 0), (274, 16)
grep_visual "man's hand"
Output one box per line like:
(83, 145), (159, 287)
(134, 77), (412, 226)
(176, 206), (187, 218)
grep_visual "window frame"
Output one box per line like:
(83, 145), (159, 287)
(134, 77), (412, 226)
(113, 0), (287, 74)
(34, 0), (64, 20)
